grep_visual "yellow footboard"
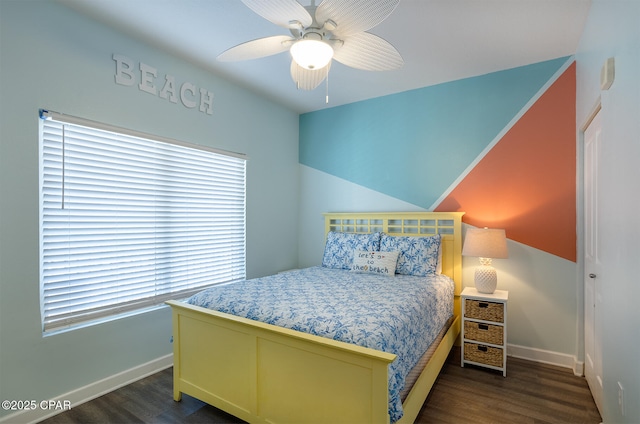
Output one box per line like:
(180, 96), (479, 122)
(167, 300), (396, 424)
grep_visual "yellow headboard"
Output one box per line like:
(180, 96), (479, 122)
(323, 211), (465, 316)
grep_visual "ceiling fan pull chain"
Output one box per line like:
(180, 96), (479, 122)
(325, 71), (329, 104)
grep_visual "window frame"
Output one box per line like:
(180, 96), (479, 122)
(39, 109), (247, 333)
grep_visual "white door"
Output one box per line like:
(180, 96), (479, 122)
(584, 109), (603, 415)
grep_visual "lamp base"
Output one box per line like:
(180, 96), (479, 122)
(474, 266), (497, 293)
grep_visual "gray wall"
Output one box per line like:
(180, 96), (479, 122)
(576, 0), (640, 422)
(0, 1), (299, 418)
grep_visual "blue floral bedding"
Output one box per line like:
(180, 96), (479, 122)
(186, 266), (454, 422)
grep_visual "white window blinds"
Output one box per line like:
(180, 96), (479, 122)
(39, 110), (246, 332)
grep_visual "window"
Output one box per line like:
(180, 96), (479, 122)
(39, 110), (246, 332)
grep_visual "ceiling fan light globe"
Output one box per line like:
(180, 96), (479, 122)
(290, 39), (333, 70)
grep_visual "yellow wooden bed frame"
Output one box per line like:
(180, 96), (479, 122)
(166, 211), (464, 423)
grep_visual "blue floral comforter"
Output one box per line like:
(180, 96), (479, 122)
(186, 266), (454, 422)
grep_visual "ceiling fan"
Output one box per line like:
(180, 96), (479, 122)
(217, 0), (404, 92)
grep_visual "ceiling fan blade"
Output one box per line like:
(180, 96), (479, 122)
(241, 0), (313, 29)
(332, 32), (403, 71)
(217, 35), (295, 62)
(315, 0), (400, 36)
(290, 60), (331, 90)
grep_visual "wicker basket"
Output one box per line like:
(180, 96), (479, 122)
(465, 299), (504, 323)
(464, 321), (503, 345)
(464, 342), (503, 368)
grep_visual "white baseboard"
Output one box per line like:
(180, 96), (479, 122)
(507, 343), (584, 376)
(0, 354), (173, 424)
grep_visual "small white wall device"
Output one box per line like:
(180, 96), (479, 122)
(600, 57), (615, 90)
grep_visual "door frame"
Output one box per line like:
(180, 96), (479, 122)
(579, 98), (603, 415)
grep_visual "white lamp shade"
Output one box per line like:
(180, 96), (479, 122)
(290, 39), (333, 70)
(462, 228), (508, 259)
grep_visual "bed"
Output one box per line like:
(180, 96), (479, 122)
(166, 211), (464, 423)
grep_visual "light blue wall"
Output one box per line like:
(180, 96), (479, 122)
(576, 0), (640, 422)
(0, 0), (299, 417)
(300, 58), (568, 208)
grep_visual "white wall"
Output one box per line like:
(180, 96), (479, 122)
(576, 0), (640, 422)
(0, 1), (299, 421)
(297, 166), (424, 268)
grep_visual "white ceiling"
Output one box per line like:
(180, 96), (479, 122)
(59, 0), (591, 114)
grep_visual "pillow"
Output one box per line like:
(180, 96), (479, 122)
(351, 250), (399, 277)
(322, 231), (381, 270)
(379, 233), (441, 276)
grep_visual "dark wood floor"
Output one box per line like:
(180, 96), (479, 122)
(416, 351), (601, 424)
(41, 351), (601, 424)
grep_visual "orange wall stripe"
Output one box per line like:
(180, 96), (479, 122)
(436, 63), (576, 261)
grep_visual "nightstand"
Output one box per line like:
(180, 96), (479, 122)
(461, 287), (508, 376)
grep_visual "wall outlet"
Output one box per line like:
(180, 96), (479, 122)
(618, 381), (625, 416)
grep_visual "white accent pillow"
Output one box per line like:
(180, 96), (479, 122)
(351, 250), (400, 277)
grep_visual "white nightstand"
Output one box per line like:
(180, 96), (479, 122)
(461, 287), (508, 376)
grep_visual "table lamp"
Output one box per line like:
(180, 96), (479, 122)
(462, 227), (508, 293)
